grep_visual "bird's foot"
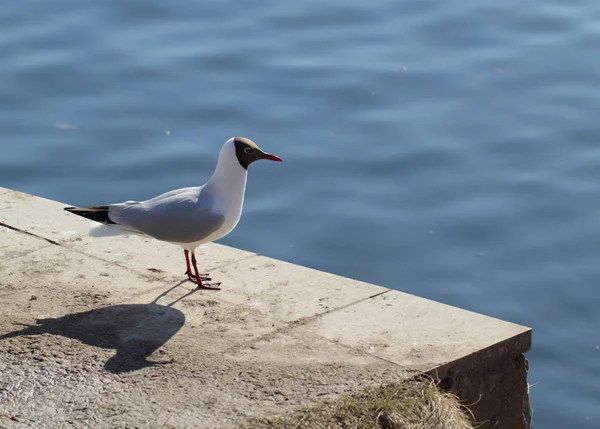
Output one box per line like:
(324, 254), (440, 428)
(185, 271), (220, 290)
(195, 282), (222, 291)
(185, 271), (211, 282)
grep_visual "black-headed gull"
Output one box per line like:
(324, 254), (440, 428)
(64, 137), (282, 290)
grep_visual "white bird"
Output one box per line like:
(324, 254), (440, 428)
(64, 137), (282, 290)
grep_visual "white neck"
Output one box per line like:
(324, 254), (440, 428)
(204, 140), (248, 213)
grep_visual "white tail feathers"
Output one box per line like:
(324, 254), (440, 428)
(89, 223), (138, 238)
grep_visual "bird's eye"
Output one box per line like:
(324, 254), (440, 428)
(244, 147), (253, 154)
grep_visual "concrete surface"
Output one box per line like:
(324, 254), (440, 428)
(0, 187), (532, 428)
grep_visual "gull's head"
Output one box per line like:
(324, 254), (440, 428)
(222, 136), (283, 170)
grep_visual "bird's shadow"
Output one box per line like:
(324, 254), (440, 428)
(0, 284), (196, 373)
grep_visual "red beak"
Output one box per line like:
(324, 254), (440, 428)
(262, 153), (283, 162)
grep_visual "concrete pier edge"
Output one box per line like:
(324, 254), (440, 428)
(0, 187), (532, 428)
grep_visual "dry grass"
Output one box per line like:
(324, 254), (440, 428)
(246, 378), (474, 429)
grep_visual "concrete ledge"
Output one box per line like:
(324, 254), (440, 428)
(0, 187), (532, 428)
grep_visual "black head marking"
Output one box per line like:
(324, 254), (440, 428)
(233, 137), (265, 169)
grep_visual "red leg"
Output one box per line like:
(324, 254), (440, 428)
(184, 250), (194, 282)
(191, 251), (221, 290)
(184, 250), (211, 282)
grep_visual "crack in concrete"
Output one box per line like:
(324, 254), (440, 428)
(0, 222), (61, 246)
(222, 288), (392, 357)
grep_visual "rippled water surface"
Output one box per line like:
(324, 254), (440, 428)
(2, 1), (600, 426)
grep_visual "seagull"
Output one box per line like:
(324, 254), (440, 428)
(64, 137), (282, 290)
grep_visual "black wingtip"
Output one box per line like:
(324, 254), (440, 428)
(63, 205), (115, 225)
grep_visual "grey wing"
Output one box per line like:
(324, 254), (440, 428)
(143, 186), (201, 205)
(108, 194), (225, 243)
(116, 187), (202, 211)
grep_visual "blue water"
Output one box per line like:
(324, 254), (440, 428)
(1, 1), (599, 426)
